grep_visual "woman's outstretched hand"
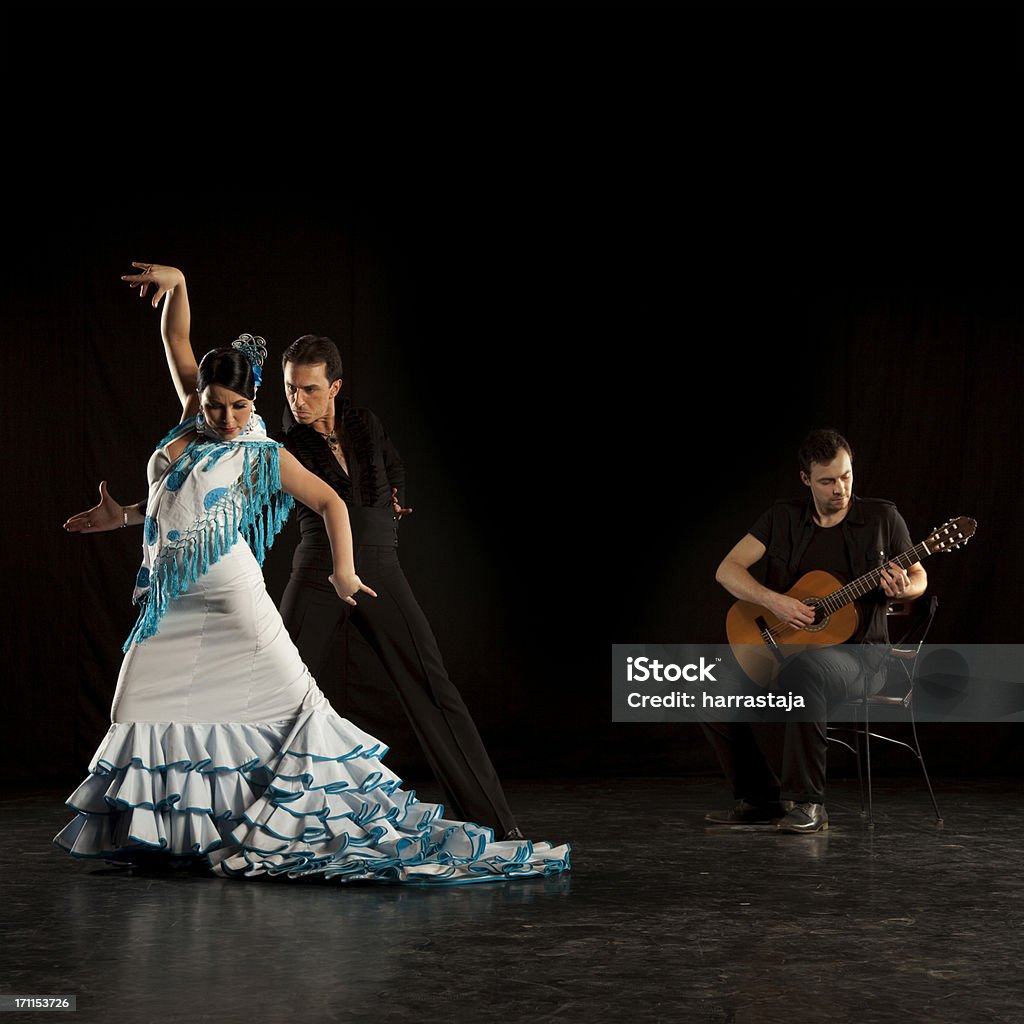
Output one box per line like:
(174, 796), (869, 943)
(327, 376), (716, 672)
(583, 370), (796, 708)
(329, 573), (378, 607)
(64, 481), (122, 533)
(120, 263), (184, 308)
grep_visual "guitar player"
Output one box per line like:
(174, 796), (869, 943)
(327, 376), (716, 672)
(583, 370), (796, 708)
(702, 428), (927, 834)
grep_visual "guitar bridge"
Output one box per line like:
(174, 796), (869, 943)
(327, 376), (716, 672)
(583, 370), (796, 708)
(755, 616), (786, 663)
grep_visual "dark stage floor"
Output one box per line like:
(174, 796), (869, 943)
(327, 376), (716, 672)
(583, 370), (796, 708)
(2, 777), (1021, 1024)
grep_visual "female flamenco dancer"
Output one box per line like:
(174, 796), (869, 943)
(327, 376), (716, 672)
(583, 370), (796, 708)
(55, 262), (569, 884)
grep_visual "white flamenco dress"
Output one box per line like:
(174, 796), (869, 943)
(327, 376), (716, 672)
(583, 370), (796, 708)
(54, 419), (570, 884)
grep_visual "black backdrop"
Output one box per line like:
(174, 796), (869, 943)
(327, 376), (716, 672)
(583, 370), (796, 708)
(4, 0), (1023, 789)
(3, 188), (1020, 795)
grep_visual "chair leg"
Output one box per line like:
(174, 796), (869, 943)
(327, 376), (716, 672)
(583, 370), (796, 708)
(863, 698), (874, 829)
(851, 713), (865, 816)
(908, 704), (943, 825)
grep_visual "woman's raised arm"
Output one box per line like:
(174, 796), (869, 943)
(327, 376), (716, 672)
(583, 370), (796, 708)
(120, 262), (198, 419)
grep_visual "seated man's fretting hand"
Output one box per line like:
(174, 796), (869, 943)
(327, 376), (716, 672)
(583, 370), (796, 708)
(879, 562), (912, 599)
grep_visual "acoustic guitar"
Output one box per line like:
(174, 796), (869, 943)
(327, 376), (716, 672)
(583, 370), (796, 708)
(726, 516), (977, 687)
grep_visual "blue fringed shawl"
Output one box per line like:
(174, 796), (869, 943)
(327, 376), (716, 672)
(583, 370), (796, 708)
(123, 415), (294, 651)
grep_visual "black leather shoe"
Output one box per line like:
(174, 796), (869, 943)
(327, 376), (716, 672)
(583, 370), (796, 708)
(705, 800), (793, 825)
(501, 827), (527, 842)
(776, 802), (829, 833)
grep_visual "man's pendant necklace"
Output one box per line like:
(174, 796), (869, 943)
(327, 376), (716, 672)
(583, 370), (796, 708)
(321, 428), (348, 472)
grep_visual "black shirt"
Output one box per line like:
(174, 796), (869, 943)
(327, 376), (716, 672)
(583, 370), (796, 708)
(798, 523), (850, 581)
(748, 495), (914, 644)
(281, 400), (405, 553)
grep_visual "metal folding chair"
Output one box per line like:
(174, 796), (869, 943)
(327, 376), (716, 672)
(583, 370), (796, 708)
(828, 595), (942, 827)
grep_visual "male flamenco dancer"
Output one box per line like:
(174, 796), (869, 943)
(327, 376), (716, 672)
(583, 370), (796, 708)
(276, 335), (525, 842)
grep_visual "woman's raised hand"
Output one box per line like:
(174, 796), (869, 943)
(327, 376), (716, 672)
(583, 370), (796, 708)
(64, 481), (123, 533)
(120, 263), (184, 308)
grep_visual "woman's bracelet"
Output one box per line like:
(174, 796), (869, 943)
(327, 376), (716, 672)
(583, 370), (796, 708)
(122, 506), (129, 528)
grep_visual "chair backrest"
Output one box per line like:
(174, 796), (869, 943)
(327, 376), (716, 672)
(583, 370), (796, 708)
(888, 594), (939, 651)
(884, 595), (939, 704)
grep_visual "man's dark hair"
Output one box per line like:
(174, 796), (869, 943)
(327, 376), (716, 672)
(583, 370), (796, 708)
(281, 334), (343, 384)
(798, 428), (854, 476)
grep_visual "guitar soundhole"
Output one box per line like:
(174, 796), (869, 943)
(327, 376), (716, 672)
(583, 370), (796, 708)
(802, 599), (829, 633)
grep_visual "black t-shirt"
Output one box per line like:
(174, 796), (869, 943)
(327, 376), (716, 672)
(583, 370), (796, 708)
(798, 523), (850, 580)
(748, 495), (915, 645)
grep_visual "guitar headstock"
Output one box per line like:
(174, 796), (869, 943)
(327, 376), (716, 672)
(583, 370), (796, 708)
(925, 516), (977, 554)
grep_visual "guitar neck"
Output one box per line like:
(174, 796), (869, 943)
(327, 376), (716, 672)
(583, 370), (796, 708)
(816, 541), (932, 615)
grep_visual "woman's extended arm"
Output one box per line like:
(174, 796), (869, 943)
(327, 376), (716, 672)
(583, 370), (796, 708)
(64, 482), (146, 533)
(120, 262), (199, 421)
(278, 450), (376, 606)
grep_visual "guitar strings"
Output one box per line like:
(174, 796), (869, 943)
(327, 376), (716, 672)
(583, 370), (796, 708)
(763, 543), (930, 641)
(757, 520), (972, 642)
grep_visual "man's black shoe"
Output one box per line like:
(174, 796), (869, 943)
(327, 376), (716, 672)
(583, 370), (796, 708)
(501, 827), (527, 842)
(705, 800), (793, 825)
(776, 802), (829, 833)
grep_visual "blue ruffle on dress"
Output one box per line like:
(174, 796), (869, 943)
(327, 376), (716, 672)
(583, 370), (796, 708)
(55, 707), (569, 884)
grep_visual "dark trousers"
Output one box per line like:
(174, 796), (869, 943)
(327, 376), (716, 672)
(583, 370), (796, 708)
(279, 544), (517, 834)
(700, 645), (885, 804)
